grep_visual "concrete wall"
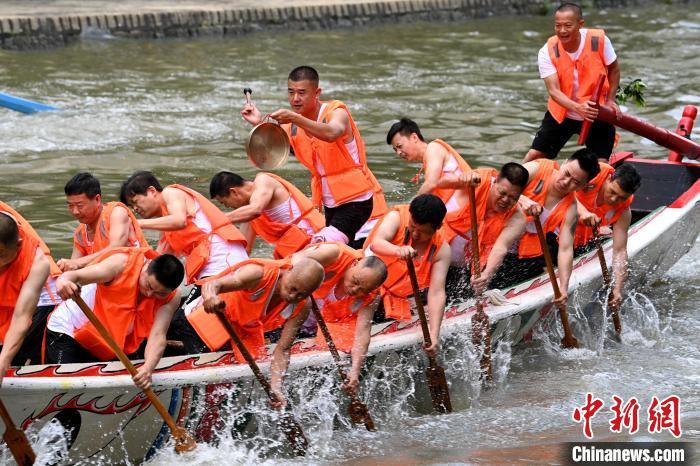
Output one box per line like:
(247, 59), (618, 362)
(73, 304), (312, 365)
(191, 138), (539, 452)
(0, 0), (545, 50)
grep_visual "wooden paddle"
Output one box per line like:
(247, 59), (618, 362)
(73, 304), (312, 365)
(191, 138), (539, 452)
(309, 298), (375, 431)
(0, 398), (35, 465)
(593, 226), (622, 336)
(533, 217), (579, 349)
(71, 295), (196, 453)
(467, 184), (493, 382)
(402, 230), (452, 414)
(577, 73), (607, 145)
(214, 313), (308, 456)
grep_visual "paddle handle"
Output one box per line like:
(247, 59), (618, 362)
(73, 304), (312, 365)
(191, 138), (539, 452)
(593, 228), (622, 335)
(405, 258), (433, 348)
(309, 299), (347, 381)
(578, 73), (606, 145)
(72, 295), (181, 435)
(214, 313), (277, 400)
(533, 218), (575, 336)
(467, 184), (482, 281)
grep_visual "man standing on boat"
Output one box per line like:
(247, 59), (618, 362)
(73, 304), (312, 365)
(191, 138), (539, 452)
(57, 172), (148, 272)
(119, 171), (249, 354)
(574, 162), (641, 308)
(209, 171), (325, 258)
(441, 163), (529, 293)
(386, 118), (471, 213)
(46, 247), (183, 390)
(364, 194), (451, 357)
(0, 203), (62, 384)
(516, 148), (601, 307)
(523, 2), (620, 163)
(199, 257), (325, 408)
(240, 66), (388, 249)
(291, 242), (387, 395)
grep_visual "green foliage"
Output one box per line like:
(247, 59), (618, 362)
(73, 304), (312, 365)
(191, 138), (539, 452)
(616, 79), (646, 107)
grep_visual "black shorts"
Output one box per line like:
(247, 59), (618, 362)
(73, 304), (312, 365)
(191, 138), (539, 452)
(324, 197), (373, 242)
(531, 111), (616, 160)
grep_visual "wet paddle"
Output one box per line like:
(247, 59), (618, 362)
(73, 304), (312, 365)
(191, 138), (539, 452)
(309, 298), (375, 431)
(577, 73), (606, 145)
(72, 295), (197, 453)
(533, 217), (579, 349)
(467, 184), (493, 382)
(0, 398), (35, 465)
(403, 231), (452, 414)
(214, 313), (308, 456)
(593, 227), (622, 336)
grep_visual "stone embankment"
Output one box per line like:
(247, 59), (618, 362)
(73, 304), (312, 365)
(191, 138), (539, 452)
(0, 0), (545, 50)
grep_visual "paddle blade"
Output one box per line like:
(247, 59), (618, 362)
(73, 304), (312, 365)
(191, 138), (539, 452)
(348, 398), (376, 432)
(279, 412), (308, 456)
(3, 427), (36, 466)
(172, 426), (197, 454)
(426, 362), (452, 414)
(561, 334), (580, 349)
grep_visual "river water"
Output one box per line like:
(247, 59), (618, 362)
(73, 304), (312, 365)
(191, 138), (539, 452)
(0, 3), (698, 465)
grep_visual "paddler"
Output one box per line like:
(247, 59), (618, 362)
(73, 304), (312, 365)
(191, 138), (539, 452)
(574, 162), (641, 308)
(513, 148), (601, 307)
(199, 257), (325, 408)
(240, 65), (388, 249)
(291, 242), (387, 395)
(523, 2), (621, 162)
(441, 163), (529, 294)
(209, 170), (324, 259)
(363, 194), (451, 358)
(0, 202), (62, 385)
(386, 118), (471, 213)
(57, 172), (148, 272)
(46, 247), (184, 390)
(119, 171), (249, 354)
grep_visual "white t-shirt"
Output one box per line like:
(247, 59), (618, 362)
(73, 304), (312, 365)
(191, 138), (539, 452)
(190, 200), (249, 279)
(47, 284), (97, 337)
(262, 196), (315, 235)
(38, 277), (62, 307)
(315, 103), (373, 208)
(538, 29), (617, 121)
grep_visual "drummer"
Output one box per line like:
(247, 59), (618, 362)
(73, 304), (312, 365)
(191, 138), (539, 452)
(209, 171), (325, 259)
(241, 65), (388, 249)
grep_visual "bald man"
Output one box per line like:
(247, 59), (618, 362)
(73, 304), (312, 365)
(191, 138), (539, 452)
(292, 242), (387, 395)
(181, 257), (324, 408)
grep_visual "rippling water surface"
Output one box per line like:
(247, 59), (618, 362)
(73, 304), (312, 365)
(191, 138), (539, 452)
(0, 3), (698, 464)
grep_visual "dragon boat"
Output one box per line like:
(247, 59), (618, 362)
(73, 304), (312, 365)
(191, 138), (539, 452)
(1, 106), (699, 464)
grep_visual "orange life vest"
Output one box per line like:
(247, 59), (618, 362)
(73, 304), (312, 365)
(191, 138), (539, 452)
(73, 201), (149, 256)
(0, 220), (42, 342)
(415, 139), (472, 204)
(187, 258), (304, 360)
(160, 184), (247, 283)
(518, 159), (575, 258)
(364, 205), (446, 321)
(283, 100), (386, 219)
(574, 163), (633, 246)
(249, 173), (325, 259)
(73, 247), (175, 361)
(547, 28), (610, 123)
(0, 201), (60, 277)
(442, 168), (518, 268)
(311, 243), (377, 352)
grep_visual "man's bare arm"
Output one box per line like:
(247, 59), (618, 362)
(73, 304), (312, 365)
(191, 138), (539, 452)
(138, 188), (188, 231)
(269, 304), (310, 408)
(226, 175), (277, 224)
